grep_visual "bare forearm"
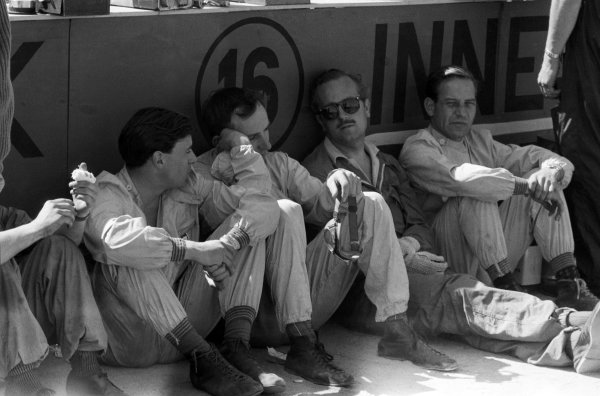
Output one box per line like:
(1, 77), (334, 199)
(0, 223), (45, 263)
(545, 0), (582, 54)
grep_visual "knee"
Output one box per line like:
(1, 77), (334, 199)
(277, 199), (304, 224)
(29, 235), (87, 274)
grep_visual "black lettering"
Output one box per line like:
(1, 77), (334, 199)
(243, 47), (279, 122)
(505, 16), (547, 112)
(370, 24), (388, 126)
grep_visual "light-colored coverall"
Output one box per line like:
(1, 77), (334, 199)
(0, 208), (108, 379)
(84, 145), (279, 367)
(303, 137), (587, 369)
(0, 3), (106, 380)
(401, 125), (575, 284)
(196, 149), (409, 339)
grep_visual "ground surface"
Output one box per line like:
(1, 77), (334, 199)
(7, 322), (600, 396)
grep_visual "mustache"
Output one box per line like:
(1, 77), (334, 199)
(338, 120), (356, 128)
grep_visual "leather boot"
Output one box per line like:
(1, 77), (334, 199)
(555, 268), (599, 311)
(377, 315), (458, 371)
(221, 339), (286, 394)
(285, 336), (354, 387)
(190, 344), (263, 396)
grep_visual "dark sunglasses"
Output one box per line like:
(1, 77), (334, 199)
(316, 96), (362, 120)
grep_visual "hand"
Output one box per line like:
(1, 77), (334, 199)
(190, 239), (236, 267)
(398, 236), (420, 257)
(326, 169), (362, 202)
(30, 199), (76, 236)
(527, 168), (561, 200)
(69, 180), (98, 217)
(215, 128), (251, 152)
(529, 190), (563, 221)
(405, 251), (448, 275)
(537, 57), (561, 99)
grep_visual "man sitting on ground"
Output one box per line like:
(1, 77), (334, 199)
(0, 5), (124, 396)
(400, 65), (598, 311)
(303, 67), (600, 375)
(197, 87), (458, 383)
(83, 107), (281, 396)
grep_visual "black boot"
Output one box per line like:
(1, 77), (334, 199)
(493, 272), (524, 292)
(190, 344), (263, 396)
(377, 315), (458, 371)
(556, 266), (600, 311)
(285, 336), (354, 387)
(220, 339), (286, 394)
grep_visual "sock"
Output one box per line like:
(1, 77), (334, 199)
(166, 317), (211, 356)
(555, 263), (579, 280)
(224, 306), (256, 344)
(6, 362), (45, 395)
(70, 350), (102, 377)
(286, 320), (317, 343)
(486, 258), (511, 281)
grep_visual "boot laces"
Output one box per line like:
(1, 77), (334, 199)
(192, 348), (249, 383)
(311, 342), (344, 373)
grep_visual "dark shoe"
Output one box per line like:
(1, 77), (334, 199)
(66, 372), (127, 396)
(221, 339), (286, 394)
(190, 344), (263, 396)
(378, 317), (458, 372)
(493, 272), (524, 292)
(573, 302), (600, 373)
(556, 278), (600, 311)
(284, 336), (354, 387)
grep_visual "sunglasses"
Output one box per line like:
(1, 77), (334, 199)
(316, 96), (362, 120)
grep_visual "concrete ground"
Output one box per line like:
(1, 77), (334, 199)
(11, 322), (600, 396)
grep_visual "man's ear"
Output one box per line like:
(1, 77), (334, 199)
(364, 98), (371, 118)
(211, 135), (221, 148)
(424, 97), (435, 117)
(153, 151), (165, 167)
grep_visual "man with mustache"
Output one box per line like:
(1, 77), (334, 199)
(399, 65), (597, 311)
(197, 87), (458, 387)
(303, 67), (600, 375)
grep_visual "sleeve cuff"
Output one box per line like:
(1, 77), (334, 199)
(513, 177), (529, 195)
(169, 237), (187, 262)
(220, 227), (250, 251)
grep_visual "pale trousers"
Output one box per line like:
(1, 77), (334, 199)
(0, 235), (107, 379)
(94, 209), (312, 367)
(433, 185), (574, 284)
(408, 272), (580, 368)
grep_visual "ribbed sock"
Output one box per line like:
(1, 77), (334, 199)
(6, 363), (45, 395)
(224, 306), (256, 344)
(70, 350), (102, 377)
(555, 263), (579, 280)
(166, 317), (211, 356)
(286, 320), (317, 343)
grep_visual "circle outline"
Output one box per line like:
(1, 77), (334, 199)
(196, 17), (304, 150)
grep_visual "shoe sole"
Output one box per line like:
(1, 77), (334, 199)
(574, 303), (600, 374)
(261, 384), (286, 394)
(378, 351), (459, 372)
(284, 367), (354, 387)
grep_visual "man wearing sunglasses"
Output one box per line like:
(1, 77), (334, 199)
(303, 68), (600, 375)
(196, 87), (458, 387)
(400, 65), (598, 310)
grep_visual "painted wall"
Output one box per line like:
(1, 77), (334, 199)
(5, 1), (552, 214)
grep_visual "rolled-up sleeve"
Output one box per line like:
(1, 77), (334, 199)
(85, 184), (177, 270)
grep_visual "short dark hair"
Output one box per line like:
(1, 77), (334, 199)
(309, 69), (370, 112)
(426, 65), (479, 102)
(118, 107), (194, 168)
(201, 87), (265, 139)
